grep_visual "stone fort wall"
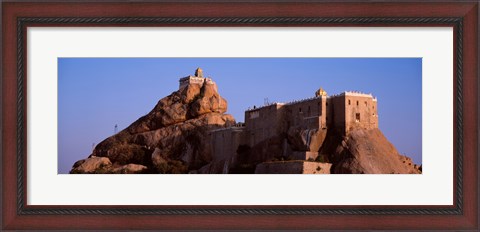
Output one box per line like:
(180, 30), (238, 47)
(209, 126), (247, 172)
(284, 96), (327, 130)
(244, 103), (286, 146)
(208, 83), (378, 173)
(327, 92), (378, 134)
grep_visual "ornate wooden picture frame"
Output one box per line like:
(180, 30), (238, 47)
(2, 1), (478, 230)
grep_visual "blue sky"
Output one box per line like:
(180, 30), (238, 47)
(58, 58), (422, 173)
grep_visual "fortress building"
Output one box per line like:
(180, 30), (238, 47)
(241, 90), (378, 146)
(178, 69), (378, 173)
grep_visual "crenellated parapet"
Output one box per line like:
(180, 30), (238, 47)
(179, 68), (217, 90)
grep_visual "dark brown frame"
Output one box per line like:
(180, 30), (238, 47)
(2, 1), (478, 230)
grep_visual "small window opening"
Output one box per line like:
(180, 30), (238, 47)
(356, 101), (359, 106)
(355, 113), (360, 122)
(348, 100), (351, 105)
(365, 101), (367, 106)
(299, 108), (302, 113)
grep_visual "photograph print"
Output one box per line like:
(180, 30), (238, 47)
(59, 58), (422, 174)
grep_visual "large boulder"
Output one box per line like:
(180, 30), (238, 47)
(287, 127), (327, 152)
(188, 82), (227, 118)
(331, 129), (421, 174)
(70, 156), (112, 174)
(112, 163), (148, 174)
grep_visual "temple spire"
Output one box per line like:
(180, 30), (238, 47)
(195, 67), (204, 78)
(315, 87), (327, 97)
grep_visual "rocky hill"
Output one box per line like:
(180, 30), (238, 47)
(70, 78), (234, 174)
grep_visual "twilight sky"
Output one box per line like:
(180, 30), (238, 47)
(58, 58), (422, 174)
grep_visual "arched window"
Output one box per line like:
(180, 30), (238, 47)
(356, 101), (359, 106)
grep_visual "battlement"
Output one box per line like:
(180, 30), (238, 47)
(246, 90), (376, 110)
(329, 91), (376, 100)
(178, 68), (216, 90)
(244, 96), (325, 112)
(245, 102), (285, 112)
(180, 75), (204, 83)
(285, 96), (323, 106)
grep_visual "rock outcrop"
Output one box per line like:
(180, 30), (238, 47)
(70, 77), (235, 174)
(328, 129), (421, 174)
(70, 156), (148, 174)
(71, 156), (112, 174)
(287, 127), (327, 152)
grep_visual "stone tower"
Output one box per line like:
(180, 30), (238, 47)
(195, 67), (204, 78)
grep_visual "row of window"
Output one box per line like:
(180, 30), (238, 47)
(348, 99), (375, 110)
(296, 100), (375, 116)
